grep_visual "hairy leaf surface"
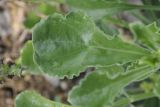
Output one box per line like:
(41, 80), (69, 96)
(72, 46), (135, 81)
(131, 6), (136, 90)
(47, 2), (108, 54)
(33, 12), (96, 78)
(33, 12), (150, 78)
(69, 65), (157, 107)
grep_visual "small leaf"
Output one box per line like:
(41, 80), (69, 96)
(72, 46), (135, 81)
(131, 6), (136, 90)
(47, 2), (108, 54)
(15, 91), (71, 107)
(69, 65), (157, 107)
(130, 22), (160, 50)
(21, 41), (41, 74)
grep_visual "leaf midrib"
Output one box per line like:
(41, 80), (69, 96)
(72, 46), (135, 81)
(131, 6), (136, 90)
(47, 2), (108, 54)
(91, 46), (148, 55)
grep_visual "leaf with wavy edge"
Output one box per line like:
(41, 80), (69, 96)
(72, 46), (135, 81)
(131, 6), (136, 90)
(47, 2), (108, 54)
(97, 64), (124, 79)
(33, 12), (96, 78)
(32, 12), (150, 78)
(15, 91), (71, 107)
(69, 65), (157, 107)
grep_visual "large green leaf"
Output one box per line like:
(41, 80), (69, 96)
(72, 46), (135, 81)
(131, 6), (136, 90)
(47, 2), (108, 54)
(69, 65), (157, 107)
(15, 91), (71, 107)
(33, 12), (96, 78)
(66, 0), (160, 20)
(32, 12), (150, 78)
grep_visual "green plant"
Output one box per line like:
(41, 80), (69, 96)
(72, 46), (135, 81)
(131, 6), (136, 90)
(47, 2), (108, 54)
(3, 0), (160, 107)
(16, 12), (160, 107)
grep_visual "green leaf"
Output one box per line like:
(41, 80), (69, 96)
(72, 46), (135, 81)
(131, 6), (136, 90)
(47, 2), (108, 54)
(15, 91), (71, 107)
(33, 12), (96, 78)
(69, 65), (157, 107)
(84, 29), (150, 66)
(33, 12), (150, 78)
(66, 0), (160, 20)
(130, 22), (160, 50)
(21, 41), (41, 74)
